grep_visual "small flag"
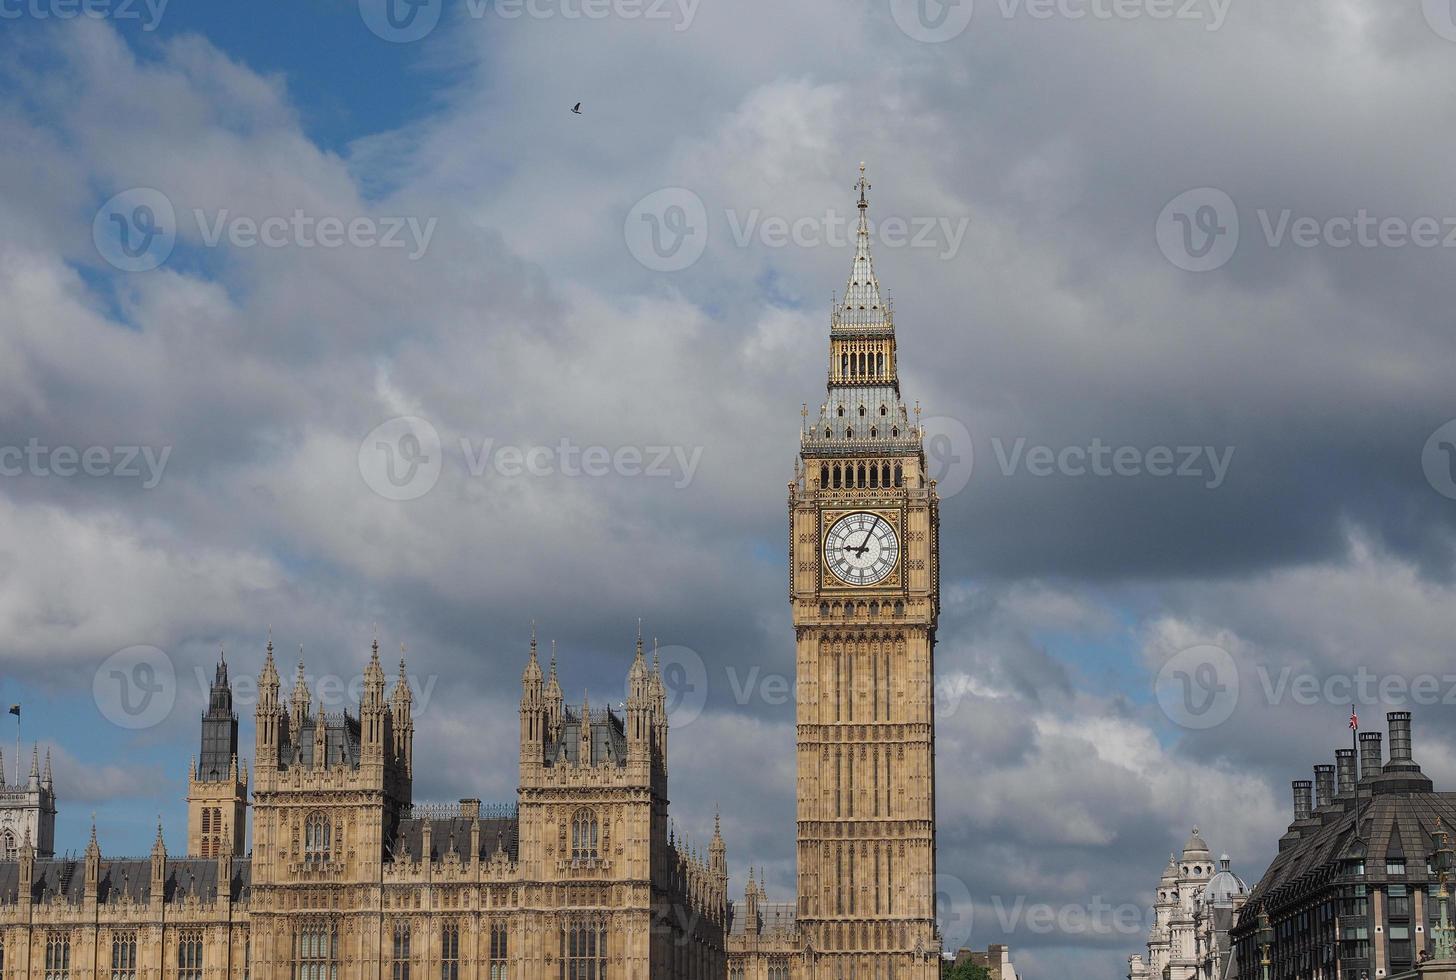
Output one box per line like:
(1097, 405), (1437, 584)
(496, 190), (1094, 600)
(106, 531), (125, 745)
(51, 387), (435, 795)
(6, 705), (17, 718)
(1350, 706), (1358, 731)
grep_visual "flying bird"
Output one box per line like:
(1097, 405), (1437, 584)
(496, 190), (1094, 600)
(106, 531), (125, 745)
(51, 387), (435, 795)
(572, 102), (582, 114)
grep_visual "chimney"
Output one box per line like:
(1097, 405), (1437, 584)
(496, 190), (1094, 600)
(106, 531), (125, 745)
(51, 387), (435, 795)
(1358, 731), (1383, 781)
(1292, 780), (1313, 821)
(1313, 765), (1336, 809)
(1335, 749), (1358, 797)
(459, 798), (481, 820)
(1383, 711), (1421, 774)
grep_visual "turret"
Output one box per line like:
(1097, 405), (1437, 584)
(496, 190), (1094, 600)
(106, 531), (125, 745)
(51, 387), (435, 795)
(18, 828), (34, 911)
(545, 642), (564, 740)
(627, 625), (652, 762)
(520, 625), (545, 770)
(710, 809), (728, 916)
(390, 651), (414, 785)
(579, 693), (594, 767)
(84, 819), (100, 905)
(650, 640), (668, 763)
(256, 635), (282, 771)
(289, 654), (311, 739)
(150, 820), (167, 908)
(362, 635), (389, 764)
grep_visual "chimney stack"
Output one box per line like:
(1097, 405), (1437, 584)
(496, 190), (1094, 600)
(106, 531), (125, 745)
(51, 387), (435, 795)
(1358, 731), (1383, 781)
(1335, 749), (1358, 797)
(1383, 711), (1421, 773)
(1313, 764), (1336, 809)
(459, 798), (481, 820)
(1292, 780), (1313, 822)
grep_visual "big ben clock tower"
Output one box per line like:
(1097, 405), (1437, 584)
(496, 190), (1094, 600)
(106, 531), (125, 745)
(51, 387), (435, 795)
(790, 165), (942, 980)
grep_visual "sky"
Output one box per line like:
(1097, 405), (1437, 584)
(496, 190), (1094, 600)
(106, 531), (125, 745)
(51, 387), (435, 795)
(3, 1), (1456, 976)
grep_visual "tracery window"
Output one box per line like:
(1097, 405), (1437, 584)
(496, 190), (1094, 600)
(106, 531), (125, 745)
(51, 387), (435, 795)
(489, 922), (508, 980)
(110, 932), (137, 980)
(1, 831), (15, 860)
(304, 812), (332, 862)
(440, 922), (460, 980)
(44, 933), (70, 980)
(391, 922), (411, 980)
(561, 919), (607, 980)
(571, 808), (599, 862)
(294, 920), (338, 980)
(177, 931), (204, 980)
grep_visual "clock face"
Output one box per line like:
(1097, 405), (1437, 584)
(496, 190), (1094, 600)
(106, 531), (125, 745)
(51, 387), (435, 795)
(824, 512), (900, 586)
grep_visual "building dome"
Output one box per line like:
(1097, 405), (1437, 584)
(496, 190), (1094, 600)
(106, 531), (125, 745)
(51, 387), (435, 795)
(1182, 827), (1211, 858)
(1199, 855), (1249, 908)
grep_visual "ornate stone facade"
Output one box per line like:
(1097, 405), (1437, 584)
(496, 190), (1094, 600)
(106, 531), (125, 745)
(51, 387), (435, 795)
(0, 633), (728, 979)
(0, 748), (55, 862)
(1129, 829), (1247, 980)
(728, 165), (943, 980)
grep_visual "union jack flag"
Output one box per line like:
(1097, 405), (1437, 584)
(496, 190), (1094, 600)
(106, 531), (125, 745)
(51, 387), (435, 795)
(1350, 706), (1358, 731)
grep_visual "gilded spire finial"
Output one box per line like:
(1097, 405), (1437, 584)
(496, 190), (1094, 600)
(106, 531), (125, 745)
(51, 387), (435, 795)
(857, 161), (870, 210)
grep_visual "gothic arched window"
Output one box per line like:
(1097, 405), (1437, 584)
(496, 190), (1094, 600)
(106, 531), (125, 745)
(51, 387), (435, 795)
(45, 932), (70, 980)
(563, 920), (606, 979)
(1, 831), (15, 861)
(571, 808), (599, 862)
(304, 812), (332, 862)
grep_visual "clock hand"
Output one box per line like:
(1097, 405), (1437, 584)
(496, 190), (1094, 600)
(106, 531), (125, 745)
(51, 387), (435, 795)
(851, 527), (875, 556)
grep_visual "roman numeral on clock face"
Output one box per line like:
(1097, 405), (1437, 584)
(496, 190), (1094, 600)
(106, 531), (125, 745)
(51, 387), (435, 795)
(824, 512), (899, 586)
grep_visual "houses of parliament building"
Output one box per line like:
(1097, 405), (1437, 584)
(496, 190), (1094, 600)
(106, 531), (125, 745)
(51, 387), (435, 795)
(0, 167), (944, 980)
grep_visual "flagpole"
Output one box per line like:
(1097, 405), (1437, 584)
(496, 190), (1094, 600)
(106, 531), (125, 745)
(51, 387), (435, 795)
(1351, 704), (1362, 843)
